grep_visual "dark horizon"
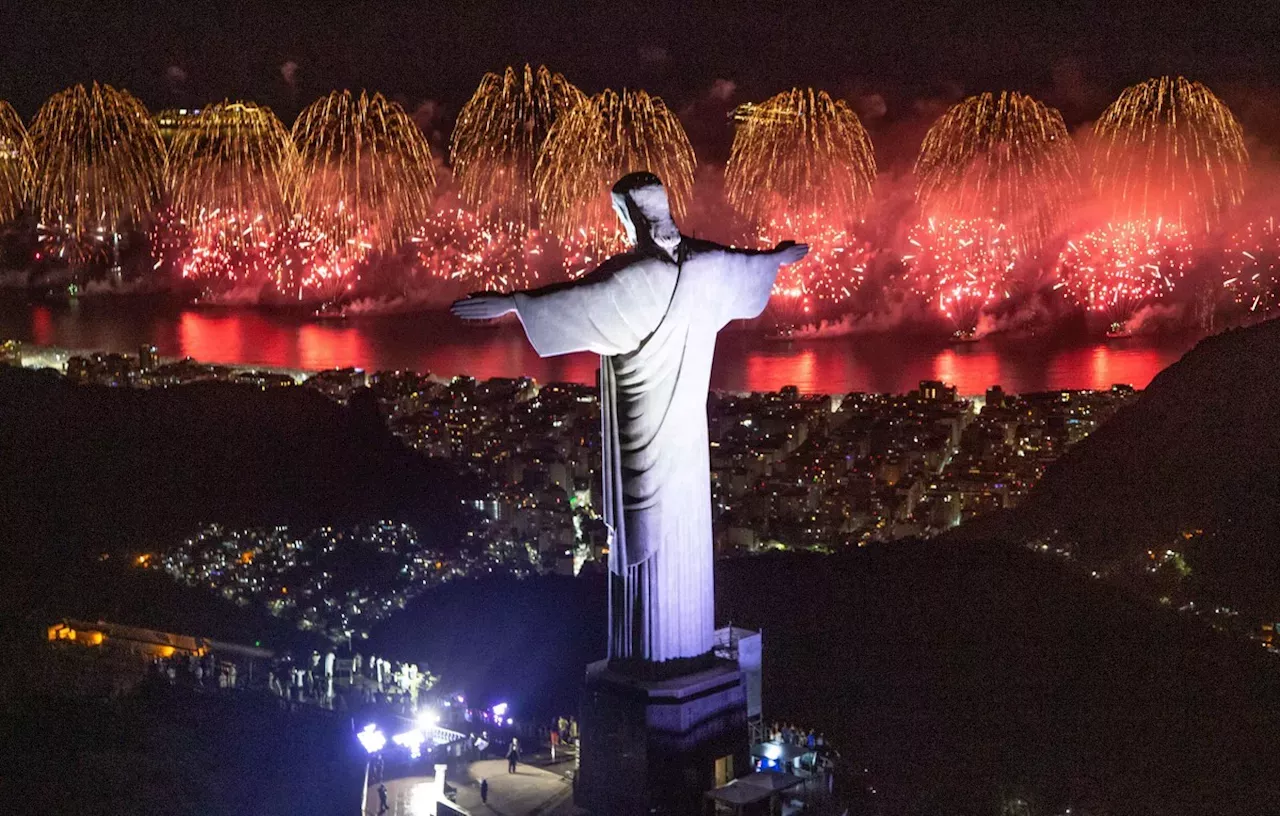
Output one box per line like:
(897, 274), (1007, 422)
(3, 0), (1280, 155)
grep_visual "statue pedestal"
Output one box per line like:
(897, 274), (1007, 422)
(575, 659), (749, 816)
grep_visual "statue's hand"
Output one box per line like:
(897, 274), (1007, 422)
(450, 293), (516, 321)
(773, 241), (810, 265)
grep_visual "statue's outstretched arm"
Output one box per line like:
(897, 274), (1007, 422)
(449, 255), (634, 322)
(450, 292), (515, 321)
(716, 241), (809, 324)
(722, 240), (809, 263)
(452, 255), (659, 358)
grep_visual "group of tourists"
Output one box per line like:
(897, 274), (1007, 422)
(149, 652), (236, 690)
(259, 649), (432, 716)
(770, 721), (826, 750)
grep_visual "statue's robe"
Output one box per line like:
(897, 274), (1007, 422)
(513, 240), (782, 662)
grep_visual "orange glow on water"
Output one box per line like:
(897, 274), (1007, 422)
(932, 348), (1003, 396)
(178, 312), (245, 363)
(297, 324), (371, 371)
(0, 302), (1199, 395)
(1082, 342), (1168, 391)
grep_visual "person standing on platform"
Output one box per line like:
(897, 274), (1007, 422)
(507, 740), (519, 773)
(550, 727), (559, 761)
(480, 778), (489, 804)
(377, 783), (388, 814)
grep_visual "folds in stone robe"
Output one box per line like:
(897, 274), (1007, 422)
(513, 240), (783, 663)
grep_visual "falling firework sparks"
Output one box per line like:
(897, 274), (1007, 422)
(535, 88), (695, 245)
(412, 204), (558, 292)
(266, 215), (365, 302)
(727, 88), (877, 225)
(904, 217), (1019, 336)
(168, 101), (296, 242)
(27, 83), (166, 262)
(292, 90), (436, 266)
(160, 101), (297, 291)
(756, 212), (875, 326)
(726, 88), (877, 324)
(0, 100), (31, 224)
(915, 91), (1078, 255)
(451, 65), (585, 229)
(1222, 216), (1280, 316)
(1091, 76), (1248, 232)
(1056, 219), (1194, 331)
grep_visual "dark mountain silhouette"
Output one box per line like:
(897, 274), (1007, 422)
(0, 366), (475, 560)
(0, 365), (477, 642)
(369, 547), (1280, 815)
(964, 318), (1280, 613)
(718, 546), (1280, 816)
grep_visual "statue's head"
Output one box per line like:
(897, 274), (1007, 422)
(611, 172), (681, 262)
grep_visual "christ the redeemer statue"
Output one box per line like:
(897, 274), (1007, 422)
(452, 172), (807, 664)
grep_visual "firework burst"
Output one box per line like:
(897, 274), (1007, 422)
(451, 65), (585, 229)
(292, 90), (436, 262)
(168, 102), (296, 237)
(162, 101), (297, 291)
(726, 88), (877, 225)
(915, 91), (1078, 255)
(1090, 76), (1247, 232)
(1222, 216), (1280, 316)
(904, 217), (1020, 335)
(0, 100), (31, 224)
(266, 215), (365, 302)
(535, 88), (695, 245)
(27, 83), (166, 262)
(726, 88), (877, 324)
(412, 204), (558, 292)
(1056, 219), (1194, 331)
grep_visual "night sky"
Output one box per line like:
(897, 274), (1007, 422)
(2, 1), (1279, 156)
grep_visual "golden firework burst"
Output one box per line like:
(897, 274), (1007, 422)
(167, 101), (298, 245)
(292, 90), (436, 253)
(450, 65), (585, 228)
(727, 88), (877, 225)
(915, 91), (1079, 254)
(1090, 76), (1248, 231)
(0, 101), (31, 224)
(535, 88), (696, 243)
(27, 83), (166, 241)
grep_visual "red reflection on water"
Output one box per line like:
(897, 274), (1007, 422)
(1085, 342), (1168, 390)
(742, 347), (819, 393)
(30, 306), (53, 346)
(16, 301), (1193, 394)
(932, 348), (1003, 396)
(178, 312), (245, 364)
(297, 324), (372, 371)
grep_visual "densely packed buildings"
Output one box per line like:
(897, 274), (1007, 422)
(7, 340), (1141, 641)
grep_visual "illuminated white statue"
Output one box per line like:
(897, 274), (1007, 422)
(452, 172), (807, 662)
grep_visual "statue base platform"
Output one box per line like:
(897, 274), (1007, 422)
(575, 658), (749, 816)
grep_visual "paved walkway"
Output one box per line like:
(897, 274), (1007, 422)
(364, 759), (576, 816)
(455, 759), (574, 815)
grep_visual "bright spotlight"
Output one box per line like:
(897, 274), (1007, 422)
(416, 709), (440, 730)
(491, 702), (508, 718)
(356, 723), (386, 754)
(393, 728), (426, 759)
